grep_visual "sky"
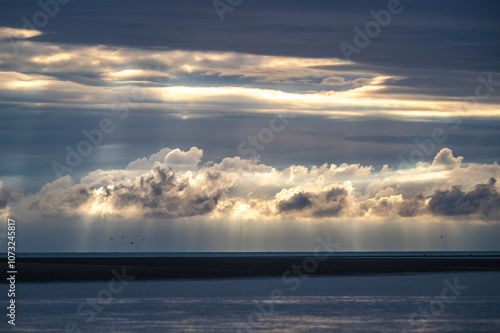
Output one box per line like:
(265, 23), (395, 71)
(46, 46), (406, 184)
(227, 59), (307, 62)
(0, 0), (499, 252)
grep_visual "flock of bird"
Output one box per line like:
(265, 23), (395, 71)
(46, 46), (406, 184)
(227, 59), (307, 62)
(109, 236), (145, 245)
(107, 236), (444, 245)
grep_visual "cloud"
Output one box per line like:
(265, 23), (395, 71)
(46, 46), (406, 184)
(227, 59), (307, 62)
(274, 184), (351, 218)
(108, 166), (228, 218)
(126, 148), (173, 170)
(321, 76), (348, 86)
(3, 147), (499, 222)
(125, 147), (203, 171)
(0, 182), (23, 210)
(359, 192), (428, 219)
(278, 192), (313, 212)
(0, 27), (41, 39)
(429, 178), (500, 218)
(3, 0), (498, 72)
(397, 193), (427, 217)
(431, 148), (464, 168)
(164, 147), (203, 170)
(1, 31), (499, 120)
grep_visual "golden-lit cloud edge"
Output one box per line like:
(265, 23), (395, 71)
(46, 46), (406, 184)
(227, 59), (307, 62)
(1, 28), (499, 119)
(2, 147), (499, 223)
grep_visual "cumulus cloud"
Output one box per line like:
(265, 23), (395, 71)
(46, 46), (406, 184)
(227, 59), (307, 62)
(126, 147), (203, 171)
(397, 193), (427, 217)
(164, 147), (203, 170)
(107, 166), (228, 218)
(359, 192), (427, 219)
(126, 148), (172, 170)
(429, 178), (500, 218)
(431, 148), (464, 169)
(15, 163), (231, 219)
(2, 147), (500, 222)
(278, 192), (313, 212)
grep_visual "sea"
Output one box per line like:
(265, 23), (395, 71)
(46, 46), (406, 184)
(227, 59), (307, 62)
(2, 253), (500, 332)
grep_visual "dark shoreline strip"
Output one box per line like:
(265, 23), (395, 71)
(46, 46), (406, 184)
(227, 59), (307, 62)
(2, 256), (499, 283)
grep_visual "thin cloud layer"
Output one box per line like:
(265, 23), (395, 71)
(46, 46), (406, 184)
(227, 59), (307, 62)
(1, 28), (499, 119)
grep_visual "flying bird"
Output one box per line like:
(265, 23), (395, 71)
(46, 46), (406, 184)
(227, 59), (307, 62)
(131, 242), (134, 245)
(121, 236), (125, 239)
(441, 236), (443, 238)
(110, 237), (113, 240)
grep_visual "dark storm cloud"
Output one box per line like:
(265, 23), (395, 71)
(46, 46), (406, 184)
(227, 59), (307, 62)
(429, 178), (500, 218)
(278, 192), (312, 212)
(277, 186), (348, 217)
(115, 167), (223, 217)
(113, 167), (179, 209)
(106, 167), (226, 218)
